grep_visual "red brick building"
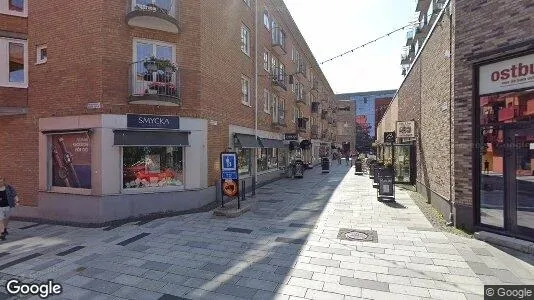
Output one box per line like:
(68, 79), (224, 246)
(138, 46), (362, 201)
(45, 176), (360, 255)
(0, 0), (336, 224)
(379, 0), (534, 242)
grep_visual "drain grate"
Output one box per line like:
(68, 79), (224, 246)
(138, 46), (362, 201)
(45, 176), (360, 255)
(337, 228), (378, 242)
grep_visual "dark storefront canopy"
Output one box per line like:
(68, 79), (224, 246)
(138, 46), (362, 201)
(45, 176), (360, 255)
(113, 129), (189, 146)
(234, 133), (262, 148)
(258, 138), (285, 148)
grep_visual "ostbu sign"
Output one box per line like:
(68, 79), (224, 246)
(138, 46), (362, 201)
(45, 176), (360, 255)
(127, 114), (180, 129)
(479, 53), (534, 95)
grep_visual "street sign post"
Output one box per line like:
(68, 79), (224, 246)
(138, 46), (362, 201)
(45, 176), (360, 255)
(220, 152), (239, 207)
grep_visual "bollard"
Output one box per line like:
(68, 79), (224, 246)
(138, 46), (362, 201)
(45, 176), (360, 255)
(241, 180), (246, 201)
(252, 177), (256, 196)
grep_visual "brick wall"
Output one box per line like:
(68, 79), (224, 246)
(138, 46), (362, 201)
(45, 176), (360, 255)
(453, 0), (534, 228)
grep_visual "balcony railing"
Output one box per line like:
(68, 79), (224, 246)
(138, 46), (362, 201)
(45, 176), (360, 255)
(272, 27), (286, 54)
(126, 0), (179, 33)
(129, 59), (180, 106)
(271, 69), (288, 91)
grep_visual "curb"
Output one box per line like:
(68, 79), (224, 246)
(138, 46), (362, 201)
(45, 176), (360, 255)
(474, 231), (534, 254)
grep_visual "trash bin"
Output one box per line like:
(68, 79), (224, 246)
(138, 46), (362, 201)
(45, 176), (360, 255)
(321, 157), (330, 173)
(294, 160), (304, 178)
(354, 160), (363, 175)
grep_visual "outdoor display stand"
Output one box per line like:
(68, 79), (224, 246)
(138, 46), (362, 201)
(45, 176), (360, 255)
(377, 167), (395, 201)
(372, 166), (380, 188)
(369, 162), (376, 179)
(321, 157), (330, 173)
(294, 160), (304, 178)
(354, 160), (363, 175)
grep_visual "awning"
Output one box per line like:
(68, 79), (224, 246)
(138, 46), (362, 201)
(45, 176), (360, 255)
(41, 129), (93, 135)
(234, 133), (262, 148)
(258, 138), (285, 148)
(113, 129), (189, 146)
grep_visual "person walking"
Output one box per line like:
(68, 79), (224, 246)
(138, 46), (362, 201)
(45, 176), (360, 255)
(0, 177), (19, 241)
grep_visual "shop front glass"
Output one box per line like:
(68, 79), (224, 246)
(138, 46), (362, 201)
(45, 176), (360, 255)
(237, 148), (252, 176)
(394, 144), (412, 183)
(478, 66), (534, 237)
(122, 146), (184, 189)
(257, 148), (279, 172)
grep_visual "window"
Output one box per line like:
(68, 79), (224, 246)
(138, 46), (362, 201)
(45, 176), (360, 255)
(132, 39), (175, 97)
(122, 146), (184, 189)
(241, 24), (250, 56)
(263, 49), (270, 72)
(237, 148), (251, 175)
(292, 78), (298, 94)
(243, 0), (250, 6)
(1, 0), (27, 16)
(36, 44), (47, 64)
(241, 76), (250, 105)
(263, 10), (270, 30)
(427, 0), (434, 21)
(271, 56), (278, 76)
(0, 38), (27, 87)
(133, 0), (175, 16)
(258, 148), (279, 172)
(293, 106), (298, 123)
(271, 94), (278, 121)
(363, 97), (368, 104)
(263, 89), (270, 114)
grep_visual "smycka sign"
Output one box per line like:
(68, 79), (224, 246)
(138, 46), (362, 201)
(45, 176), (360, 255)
(127, 114), (180, 129)
(284, 133), (299, 140)
(396, 121), (415, 138)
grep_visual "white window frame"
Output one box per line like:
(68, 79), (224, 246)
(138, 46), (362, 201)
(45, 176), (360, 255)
(271, 94), (278, 121)
(293, 106), (297, 123)
(263, 49), (270, 72)
(263, 10), (270, 30)
(0, 0), (27, 17)
(0, 37), (28, 88)
(263, 89), (270, 114)
(36, 44), (48, 65)
(241, 75), (250, 106)
(241, 24), (250, 56)
(132, 38), (176, 93)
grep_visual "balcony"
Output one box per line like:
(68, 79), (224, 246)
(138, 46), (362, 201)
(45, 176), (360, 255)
(272, 27), (286, 54)
(295, 61), (307, 79)
(311, 125), (319, 139)
(272, 107), (286, 128)
(271, 69), (288, 91)
(129, 59), (180, 106)
(311, 102), (320, 114)
(297, 90), (307, 105)
(126, 0), (180, 33)
(297, 117), (307, 132)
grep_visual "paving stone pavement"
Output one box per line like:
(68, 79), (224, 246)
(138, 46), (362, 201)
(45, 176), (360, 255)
(0, 164), (533, 300)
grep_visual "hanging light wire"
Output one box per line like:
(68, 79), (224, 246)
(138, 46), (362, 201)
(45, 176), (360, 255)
(320, 22), (417, 65)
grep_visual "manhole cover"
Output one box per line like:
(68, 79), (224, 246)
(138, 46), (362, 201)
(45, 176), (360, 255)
(337, 228), (378, 243)
(345, 231), (369, 240)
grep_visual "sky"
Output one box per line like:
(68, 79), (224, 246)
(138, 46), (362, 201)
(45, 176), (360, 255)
(282, 0), (417, 94)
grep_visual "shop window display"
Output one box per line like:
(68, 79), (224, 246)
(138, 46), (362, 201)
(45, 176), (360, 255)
(237, 148), (251, 175)
(258, 148), (279, 172)
(122, 146), (183, 189)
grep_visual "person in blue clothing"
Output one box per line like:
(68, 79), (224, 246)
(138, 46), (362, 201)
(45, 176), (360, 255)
(0, 177), (19, 241)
